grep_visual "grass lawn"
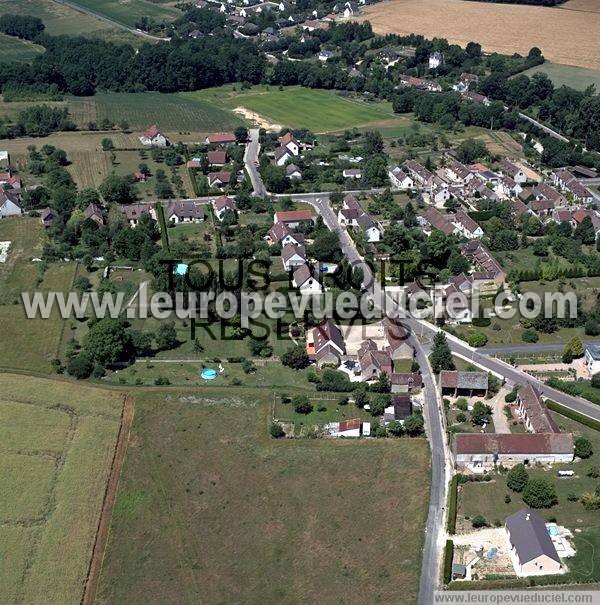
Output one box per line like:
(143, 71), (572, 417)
(97, 388), (430, 604)
(104, 359), (316, 390)
(0, 32), (44, 63)
(522, 62), (600, 92)
(0, 373), (123, 604)
(457, 409), (600, 532)
(185, 85), (405, 133)
(0, 0), (140, 44)
(274, 396), (373, 428)
(66, 0), (181, 28)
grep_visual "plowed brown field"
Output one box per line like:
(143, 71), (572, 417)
(358, 0), (600, 70)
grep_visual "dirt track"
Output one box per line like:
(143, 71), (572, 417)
(81, 395), (134, 605)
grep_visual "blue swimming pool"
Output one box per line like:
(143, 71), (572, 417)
(201, 368), (218, 380)
(174, 263), (188, 276)
(548, 525), (559, 536)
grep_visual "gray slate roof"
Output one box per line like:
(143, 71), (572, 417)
(505, 509), (560, 565)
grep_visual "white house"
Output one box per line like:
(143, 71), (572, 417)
(585, 344), (600, 377)
(0, 191), (22, 218)
(286, 164), (302, 180)
(274, 146), (293, 166)
(166, 201), (205, 224)
(428, 51), (443, 70)
(281, 243), (306, 271)
(279, 132), (300, 156)
(342, 168), (362, 179)
(292, 264), (322, 294)
(388, 165), (414, 189)
(499, 159), (526, 184)
(139, 125), (168, 147)
(452, 211), (483, 239)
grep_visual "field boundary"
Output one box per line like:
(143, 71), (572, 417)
(81, 394), (134, 605)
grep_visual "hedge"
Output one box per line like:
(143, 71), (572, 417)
(546, 400), (600, 432)
(446, 475), (459, 534)
(443, 539), (454, 585)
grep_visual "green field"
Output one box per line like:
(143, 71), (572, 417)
(97, 387), (430, 603)
(0, 0), (139, 44)
(93, 91), (245, 132)
(66, 0), (180, 28)
(522, 62), (600, 92)
(0, 373), (123, 604)
(0, 217), (76, 373)
(185, 85), (404, 133)
(0, 32), (44, 63)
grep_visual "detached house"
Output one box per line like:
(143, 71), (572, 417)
(267, 222), (304, 247)
(281, 243), (306, 271)
(310, 319), (346, 368)
(84, 203), (105, 227)
(208, 171), (232, 189)
(118, 204), (152, 228)
(213, 196), (236, 221)
(388, 165), (414, 189)
(452, 211), (483, 239)
(292, 264), (322, 294)
(358, 345), (392, 380)
(499, 159), (526, 184)
(0, 190), (22, 218)
(139, 125), (168, 147)
(338, 194), (381, 242)
(166, 201), (205, 223)
(445, 160), (473, 186)
(506, 509), (562, 577)
(274, 146), (293, 166)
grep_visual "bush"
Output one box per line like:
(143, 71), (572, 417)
(443, 540), (454, 585)
(507, 464), (529, 492)
(66, 352), (93, 379)
(292, 394), (313, 415)
(242, 359), (256, 374)
(522, 478), (558, 509)
(456, 412), (467, 423)
(521, 329), (539, 343)
(471, 514), (488, 528)
(447, 476), (459, 534)
(467, 332), (488, 347)
(574, 436), (593, 459)
(270, 422), (285, 438)
(505, 391), (517, 403)
(504, 494), (511, 504)
(281, 346), (310, 370)
(316, 368), (353, 392)
(456, 397), (468, 411)
(154, 376), (170, 385)
(546, 400), (600, 432)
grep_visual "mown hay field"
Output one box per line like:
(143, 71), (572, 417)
(358, 0), (600, 70)
(97, 389), (431, 604)
(0, 374), (124, 604)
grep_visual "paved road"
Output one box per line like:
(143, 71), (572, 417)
(53, 0), (171, 41)
(518, 112), (570, 143)
(244, 129), (267, 198)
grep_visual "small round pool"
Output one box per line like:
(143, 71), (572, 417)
(201, 368), (218, 380)
(174, 263), (189, 276)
